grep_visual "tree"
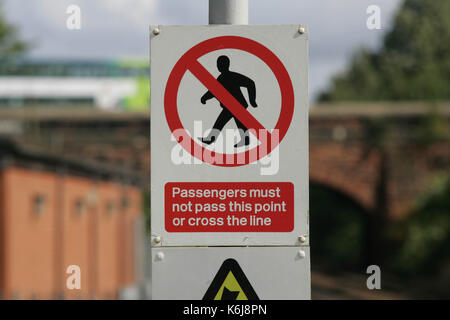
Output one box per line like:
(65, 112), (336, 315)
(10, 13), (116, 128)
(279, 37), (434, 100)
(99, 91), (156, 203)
(320, 0), (450, 102)
(0, 0), (28, 60)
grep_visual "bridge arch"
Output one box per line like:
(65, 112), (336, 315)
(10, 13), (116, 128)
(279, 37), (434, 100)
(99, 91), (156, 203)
(309, 143), (382, 213)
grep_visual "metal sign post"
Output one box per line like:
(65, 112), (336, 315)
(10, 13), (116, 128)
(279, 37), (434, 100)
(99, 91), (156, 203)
(151, 0), (310, 300)
(209, 0), (249, 25)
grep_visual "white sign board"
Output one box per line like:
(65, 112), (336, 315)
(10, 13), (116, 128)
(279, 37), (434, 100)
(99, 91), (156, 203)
(151, 25), (309, 246)
(151, 247), (311, 300)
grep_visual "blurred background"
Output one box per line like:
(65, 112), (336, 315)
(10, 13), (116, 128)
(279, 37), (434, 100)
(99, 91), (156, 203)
(0, 0), (448, 299)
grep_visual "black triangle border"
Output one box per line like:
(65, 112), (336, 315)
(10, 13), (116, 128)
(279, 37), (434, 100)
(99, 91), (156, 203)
(203, 258), (259, 300)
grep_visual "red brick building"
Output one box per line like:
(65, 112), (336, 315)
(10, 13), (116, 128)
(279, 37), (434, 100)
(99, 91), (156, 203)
(0, 139), (144, 299)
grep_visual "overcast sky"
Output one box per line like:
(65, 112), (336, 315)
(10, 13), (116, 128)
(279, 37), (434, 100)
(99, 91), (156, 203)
(4, 0), (403, 100)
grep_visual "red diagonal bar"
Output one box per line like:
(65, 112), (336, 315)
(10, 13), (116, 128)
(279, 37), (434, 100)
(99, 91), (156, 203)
(188, 60), (272, 142)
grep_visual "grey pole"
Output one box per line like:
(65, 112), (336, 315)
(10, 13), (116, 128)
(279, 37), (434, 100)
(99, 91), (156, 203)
(209, 0), (248, 25)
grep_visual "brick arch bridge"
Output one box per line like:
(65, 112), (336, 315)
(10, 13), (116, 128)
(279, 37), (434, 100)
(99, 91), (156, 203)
(1, 102), (448, 221)
(309, 142), (380, 214)
(309, 103), (449, 220)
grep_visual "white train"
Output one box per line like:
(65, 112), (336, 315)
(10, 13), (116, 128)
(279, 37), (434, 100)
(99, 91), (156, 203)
(0, 59), (150, 111)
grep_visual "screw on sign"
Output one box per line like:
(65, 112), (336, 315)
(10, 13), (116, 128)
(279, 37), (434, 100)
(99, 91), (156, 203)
(164, 36), (295, 166)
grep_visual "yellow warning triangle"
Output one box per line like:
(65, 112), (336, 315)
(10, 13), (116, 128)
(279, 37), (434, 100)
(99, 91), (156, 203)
(213, 271), (248, 300)
(203, 259), (259, 300)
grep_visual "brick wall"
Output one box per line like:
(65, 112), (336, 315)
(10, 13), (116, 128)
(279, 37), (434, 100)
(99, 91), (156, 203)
(0, 166), (142, 299)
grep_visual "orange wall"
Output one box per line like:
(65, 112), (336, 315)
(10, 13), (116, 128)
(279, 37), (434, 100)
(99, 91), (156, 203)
(120, 186), (142, 287)
(61, 176), (93, 299)
(1, 168), (58, 299)
(96, 182), (121, 299)
(0, 167), (143, 300)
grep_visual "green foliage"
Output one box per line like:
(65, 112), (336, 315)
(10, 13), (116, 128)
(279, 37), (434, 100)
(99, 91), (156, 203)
(414, 107), (450, 144)
(0, 1), (28, 60)
(390, 176), (450, 275)
(364, 118), (391, 149)
(309, 184), (368, 270)
(320, 0), (450, 101)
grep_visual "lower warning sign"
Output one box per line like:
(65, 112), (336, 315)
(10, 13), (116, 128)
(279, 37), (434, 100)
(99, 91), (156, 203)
(203, 259), (259, 300)
(165, 182), (294, 232)
(151, 247), (311, 299)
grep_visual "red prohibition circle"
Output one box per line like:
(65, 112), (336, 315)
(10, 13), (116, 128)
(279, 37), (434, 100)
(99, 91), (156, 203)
(164, 36), (294, 167)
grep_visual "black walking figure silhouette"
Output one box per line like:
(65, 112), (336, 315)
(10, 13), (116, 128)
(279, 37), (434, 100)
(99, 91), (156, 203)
(199, 55), (257, 148)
